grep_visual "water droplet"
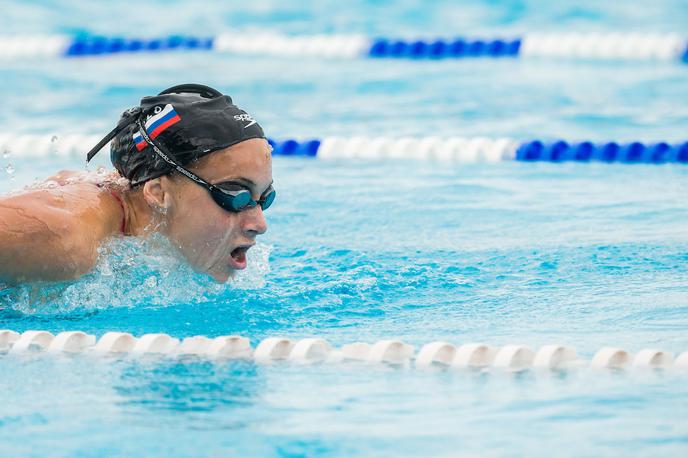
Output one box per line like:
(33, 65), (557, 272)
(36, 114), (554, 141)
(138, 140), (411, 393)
(5, 164), (14, 175)
(2, 148), (10, 159)
(144, 276), (158, 288)
(51, 135), (59, 143)
(96, 166), (107, 175)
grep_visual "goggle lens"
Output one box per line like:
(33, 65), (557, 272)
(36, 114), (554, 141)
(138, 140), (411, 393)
(231, 190), (253, 211)
(210, 185), (275, 213)
(259, 188), (276, 210)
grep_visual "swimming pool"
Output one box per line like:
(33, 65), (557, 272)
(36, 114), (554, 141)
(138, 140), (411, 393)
(2, 1), (688, 456)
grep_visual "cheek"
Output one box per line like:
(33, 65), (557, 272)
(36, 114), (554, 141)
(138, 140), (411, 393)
(170, 194), (240, 251)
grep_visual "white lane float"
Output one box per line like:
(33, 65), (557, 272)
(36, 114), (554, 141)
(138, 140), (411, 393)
(519, 33), (686, 61)
(131, 333), (180, 355)
(177, 336), (214, 356)
(206, 336), (252, 359)
(492, 345), (535, 371)
(9, 331), (55, 353)
(416, 341), (457, 367)
(47, 331), (96, 353)
(533, 345), (578, 369)
(339, 342), (372, 361)
(632, 349), (674, 368)
(675, 351), (688, 368)
(451, 343), (497, 368)
(0, 330), (20, 351)
(0, 330), (686, 374)
(591, 347), (631, 369)
(94, 332), (138, 353)
(254, 337), (294, 363)
(367, 340), (415, 365)
(288, 338), (332, 364)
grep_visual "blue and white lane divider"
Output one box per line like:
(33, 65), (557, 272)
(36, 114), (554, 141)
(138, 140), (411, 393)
(1, 329), (687, 372)
(1, 134), (687, 164)
(1, 33), (687, 62)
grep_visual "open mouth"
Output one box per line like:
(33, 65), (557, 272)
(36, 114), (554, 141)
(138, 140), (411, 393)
(228, 245), (252, 270)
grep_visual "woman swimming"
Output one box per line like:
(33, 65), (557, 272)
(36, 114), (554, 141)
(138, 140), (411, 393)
(0, 84), (275, 285)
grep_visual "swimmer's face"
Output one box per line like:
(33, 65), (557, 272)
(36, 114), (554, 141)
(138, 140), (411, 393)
(155, 138), (272, 282)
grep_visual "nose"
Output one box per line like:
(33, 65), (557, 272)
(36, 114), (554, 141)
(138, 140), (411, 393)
(241, 204), (268, 237)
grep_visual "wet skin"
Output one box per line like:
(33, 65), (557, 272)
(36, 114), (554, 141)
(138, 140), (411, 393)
(0, 138), (272, 284)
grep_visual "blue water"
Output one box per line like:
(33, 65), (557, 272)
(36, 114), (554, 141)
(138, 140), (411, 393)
(1, 1), (688, 457)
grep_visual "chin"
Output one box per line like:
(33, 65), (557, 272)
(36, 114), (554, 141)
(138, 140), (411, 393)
(207, 270), (232, 284)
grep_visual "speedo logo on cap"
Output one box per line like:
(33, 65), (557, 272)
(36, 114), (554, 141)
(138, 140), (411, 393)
(234, 113), (257, 128)
(132, 104), (182, 151)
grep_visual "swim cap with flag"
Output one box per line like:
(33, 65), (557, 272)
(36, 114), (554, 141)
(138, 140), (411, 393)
(86, 83), (265, 186)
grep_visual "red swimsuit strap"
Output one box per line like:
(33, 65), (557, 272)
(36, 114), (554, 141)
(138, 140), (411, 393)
(109, 191), (126, 235)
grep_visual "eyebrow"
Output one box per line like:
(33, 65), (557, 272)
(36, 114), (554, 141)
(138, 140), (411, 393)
(222, 177), (255, 187)
(215, 177), (274, 192)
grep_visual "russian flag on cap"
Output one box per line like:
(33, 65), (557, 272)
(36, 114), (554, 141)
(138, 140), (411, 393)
(132, 130), (147, 152)
(132, 104), (182, 151)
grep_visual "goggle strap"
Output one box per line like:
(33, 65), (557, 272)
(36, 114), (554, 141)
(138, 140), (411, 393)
(132, 118), (212, 190)
(86, 107), (142, 163)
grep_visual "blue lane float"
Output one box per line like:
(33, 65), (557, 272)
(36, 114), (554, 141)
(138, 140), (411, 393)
(367, 38), (522, 58)
(514, 140), (688, 164)
(267, 139), (321, 157)
(65, 36), (214, 56)
(1, 33), (686, 62)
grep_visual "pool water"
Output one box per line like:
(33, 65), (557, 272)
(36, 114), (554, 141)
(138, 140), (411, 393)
(1, 1), (688, 456)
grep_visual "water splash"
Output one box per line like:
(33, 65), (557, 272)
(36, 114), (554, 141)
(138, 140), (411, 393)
(0, 234), (271, 315)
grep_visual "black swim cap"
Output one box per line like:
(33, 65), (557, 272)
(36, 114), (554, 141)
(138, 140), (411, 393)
(87, 83), (265, 186)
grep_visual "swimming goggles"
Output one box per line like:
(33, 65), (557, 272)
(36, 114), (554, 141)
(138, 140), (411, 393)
(134, 118), (276, 213)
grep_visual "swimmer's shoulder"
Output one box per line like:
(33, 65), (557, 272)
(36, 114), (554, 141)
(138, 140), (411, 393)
(0, 172), (126, 282)
(0, 179), (97, 225)
(1, 171), (123, 228)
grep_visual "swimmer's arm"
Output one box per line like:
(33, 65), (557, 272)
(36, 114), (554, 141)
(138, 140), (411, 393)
(0, 197), (101, 283)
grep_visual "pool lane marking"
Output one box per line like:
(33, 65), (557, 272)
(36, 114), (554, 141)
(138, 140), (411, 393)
(2, 134), (687, 164)
(1, 330), (686, 371)
(1, 33), (687, 63)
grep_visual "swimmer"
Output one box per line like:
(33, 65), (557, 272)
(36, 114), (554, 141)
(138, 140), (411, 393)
(0, 84), (274, 285)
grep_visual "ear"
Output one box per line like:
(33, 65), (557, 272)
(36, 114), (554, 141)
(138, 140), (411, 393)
(142, 177), (172, 209)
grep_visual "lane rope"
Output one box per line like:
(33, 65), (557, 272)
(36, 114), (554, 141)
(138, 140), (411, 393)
(1, 330), (686, 371)
(1, 33), (686, 62)
(1, 134), (686, 164)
